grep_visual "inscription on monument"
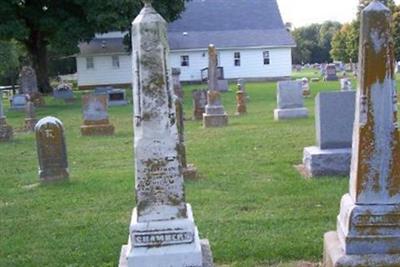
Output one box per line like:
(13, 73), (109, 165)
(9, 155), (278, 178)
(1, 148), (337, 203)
(132, 230), (194, 247)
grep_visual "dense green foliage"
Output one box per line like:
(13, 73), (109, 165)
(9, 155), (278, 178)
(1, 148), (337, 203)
(331, 0), (400, 62)
(0, 0), (186, 93)
(292, 21), (342, 64)
(0, 40), (25, 86)
(0, 71), (360, 266)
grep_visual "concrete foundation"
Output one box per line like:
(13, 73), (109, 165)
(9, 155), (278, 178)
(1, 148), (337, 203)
(303, 146), (351, 177)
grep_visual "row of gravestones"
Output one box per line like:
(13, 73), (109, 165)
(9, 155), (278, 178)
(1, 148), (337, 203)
(118, 2), (400, 267)
(3, 1), (398, 266)
(119, 2), (400, 267)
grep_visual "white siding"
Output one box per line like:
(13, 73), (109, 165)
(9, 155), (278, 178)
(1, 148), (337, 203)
(77, 54), (132, 87)
(170, 47), (292, 82)
(77, 47), (292, 86)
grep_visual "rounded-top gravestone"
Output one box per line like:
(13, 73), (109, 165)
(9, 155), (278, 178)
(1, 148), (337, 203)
(35, 116), (69, 182)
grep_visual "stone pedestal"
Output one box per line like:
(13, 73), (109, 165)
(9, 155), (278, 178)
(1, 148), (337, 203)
(323, 2), (400, 266)
(203, 45), (228, 128)
(324, 195), (400, 267)
(119, 205), (213, 267)
(323, 231), (400, 267)
(80, 120), (115, 136)
(0, 117), (13, 142)
(203, 113), (228, 128)
(274, 107), (308, 120)
(303, 146), (351, 177)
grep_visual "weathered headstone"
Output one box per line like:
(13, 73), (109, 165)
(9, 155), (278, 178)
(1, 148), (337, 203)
(80, 94), (115, 136)
(192, 89), (207, 120)
(175, 96), (198, 180)
(108, 89), (129, 106)
(273, 80), (308, 120)
(35, 116), (69, 182)
(0, 91), (13, 141)
(323, 2), (400, 266)
(235, 83), (247, 116)
(24, 96), (38, 132)
(172, 68), (184, 99)
(118, 2), (213, 266)
(203, 45), (228, 128)
(302, 91), (355, 177)
(94, 87), (128, 106)
(94, 86), (113, 95)
(324, 63), (338, 81)
(10, 94), (27, 110)
(237, 79), (250, 101)
(298, 77), (310, 97)
(19, 66), (44, 107)
(53, 83), (75, 102)
(340, 78), (353, 91)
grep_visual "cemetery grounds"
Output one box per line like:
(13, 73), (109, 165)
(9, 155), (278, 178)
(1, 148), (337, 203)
(1, 70), (396, 266)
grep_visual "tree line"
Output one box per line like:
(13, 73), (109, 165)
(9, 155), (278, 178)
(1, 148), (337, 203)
(292, 0), (400, 64)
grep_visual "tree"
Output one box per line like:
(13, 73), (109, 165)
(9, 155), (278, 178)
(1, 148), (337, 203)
(0, 40), (25, 87)
(330, 24), (350, 62)
(0, 0), (186, 93)
(318, 21), (342, 62)
(292, 21), (341, 64)
(332, 0), (399, 63)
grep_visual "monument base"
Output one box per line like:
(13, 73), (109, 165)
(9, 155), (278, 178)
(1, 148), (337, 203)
(119, 204), (214, 267)
(337, 194), (400, 255)
(302, 146), (351, 177)
(323, 231), (400, 267)
(80, 124), (114, 136)
(183, 164), (198, 180)
(109, 100), (129, 106)
(235, 108), (247, 116)
(274, 107), (308, 120)
(0, 118), (13, 141)
(25, 118), (38, 131)
(203, 113), (228, 128)
(40, 169), (69, 182)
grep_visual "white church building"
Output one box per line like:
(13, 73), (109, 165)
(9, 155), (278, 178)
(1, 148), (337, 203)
(76, 0), (295, 89)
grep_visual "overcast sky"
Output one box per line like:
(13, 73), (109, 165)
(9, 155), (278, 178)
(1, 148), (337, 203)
(277, 0), (400, 27)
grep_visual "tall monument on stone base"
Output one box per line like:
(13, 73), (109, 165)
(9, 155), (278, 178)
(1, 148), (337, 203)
(118, 2), (213, 266)
(323, 1), (400, 266)
(203, 45), (228, 128)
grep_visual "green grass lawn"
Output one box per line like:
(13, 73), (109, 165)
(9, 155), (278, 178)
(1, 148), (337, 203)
(0, 72), (356, 266)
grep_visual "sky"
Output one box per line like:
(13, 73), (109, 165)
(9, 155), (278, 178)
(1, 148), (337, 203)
(277, 0), (400, 28)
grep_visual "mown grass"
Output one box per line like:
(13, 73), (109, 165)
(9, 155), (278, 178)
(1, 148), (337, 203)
(1, 72), (358, 266)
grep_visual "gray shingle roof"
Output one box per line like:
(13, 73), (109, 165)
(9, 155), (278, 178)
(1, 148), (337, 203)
(78, 0), (295, 55)
(79, 38), (127, 55)
(168, 0), (295, 50)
